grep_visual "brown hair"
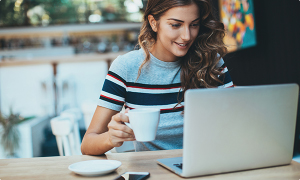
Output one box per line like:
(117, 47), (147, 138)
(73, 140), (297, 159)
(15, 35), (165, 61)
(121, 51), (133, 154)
(138, 0), (227, 104)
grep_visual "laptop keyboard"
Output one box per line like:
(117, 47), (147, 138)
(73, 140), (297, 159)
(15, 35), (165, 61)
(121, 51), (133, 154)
(173, 163), (183, 169)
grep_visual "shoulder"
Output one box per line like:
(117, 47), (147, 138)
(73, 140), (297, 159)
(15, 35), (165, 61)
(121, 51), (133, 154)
(110, 49), (144, 71)
(108, 49), (145, 78)
(112, 49), (145, 66)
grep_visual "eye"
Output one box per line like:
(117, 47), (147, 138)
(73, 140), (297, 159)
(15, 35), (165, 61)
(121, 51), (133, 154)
(190, 23), (200, 28)
(171, 24), (181, 28)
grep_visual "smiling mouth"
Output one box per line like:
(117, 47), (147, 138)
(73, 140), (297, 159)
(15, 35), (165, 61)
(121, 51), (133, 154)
(174, 42), (188, 47)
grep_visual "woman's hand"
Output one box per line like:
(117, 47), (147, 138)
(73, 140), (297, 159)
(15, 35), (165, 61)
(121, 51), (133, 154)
(107, 109), (135, 147)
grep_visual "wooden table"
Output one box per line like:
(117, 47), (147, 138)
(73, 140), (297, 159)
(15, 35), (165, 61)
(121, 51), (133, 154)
(1, 149), (300, 180)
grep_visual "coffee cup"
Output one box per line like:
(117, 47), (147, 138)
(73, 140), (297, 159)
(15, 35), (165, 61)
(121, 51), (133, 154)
(124, 108), (160, 142)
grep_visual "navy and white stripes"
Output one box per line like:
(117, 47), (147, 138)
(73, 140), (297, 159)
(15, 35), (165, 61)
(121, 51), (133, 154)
(97, 49), (234, 151)
(100, 71), (184, 114)
(100, 66), (232, 114)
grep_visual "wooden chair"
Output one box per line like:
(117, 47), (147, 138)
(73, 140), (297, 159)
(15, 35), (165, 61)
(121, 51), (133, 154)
(60, 108), (82, 155)
(50, 116), (74, 156)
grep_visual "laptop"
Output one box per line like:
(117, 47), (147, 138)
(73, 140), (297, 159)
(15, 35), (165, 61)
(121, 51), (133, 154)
(157, 83), (299, 177)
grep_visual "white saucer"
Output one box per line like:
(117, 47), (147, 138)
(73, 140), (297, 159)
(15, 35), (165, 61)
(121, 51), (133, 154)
(68, 160), (122, 176)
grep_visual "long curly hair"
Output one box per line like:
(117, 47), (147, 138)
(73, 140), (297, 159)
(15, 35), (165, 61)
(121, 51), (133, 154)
(138, 0), (227, 104)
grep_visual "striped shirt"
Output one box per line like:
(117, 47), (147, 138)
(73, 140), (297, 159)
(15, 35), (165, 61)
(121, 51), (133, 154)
(98, 48), (233, 151)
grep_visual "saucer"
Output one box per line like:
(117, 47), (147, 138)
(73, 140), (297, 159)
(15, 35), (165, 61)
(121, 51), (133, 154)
(68, 160), (122, 176)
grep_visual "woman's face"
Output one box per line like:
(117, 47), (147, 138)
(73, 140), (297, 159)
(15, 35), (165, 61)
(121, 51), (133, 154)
(149, 3), (200, 62)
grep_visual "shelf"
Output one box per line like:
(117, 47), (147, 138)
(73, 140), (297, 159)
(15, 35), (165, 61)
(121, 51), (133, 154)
(0, 51), (127, 67)
(0, 23), (142, 39)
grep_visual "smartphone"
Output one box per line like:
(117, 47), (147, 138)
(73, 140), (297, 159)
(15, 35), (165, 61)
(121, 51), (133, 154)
(113, 172), (150, 180)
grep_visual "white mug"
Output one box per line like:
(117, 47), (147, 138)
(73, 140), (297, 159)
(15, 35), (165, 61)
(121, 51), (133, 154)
(125, 108), (160, 142)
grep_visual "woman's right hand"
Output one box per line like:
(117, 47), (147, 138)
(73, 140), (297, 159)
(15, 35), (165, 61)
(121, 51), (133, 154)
(107, 109), (136, 147)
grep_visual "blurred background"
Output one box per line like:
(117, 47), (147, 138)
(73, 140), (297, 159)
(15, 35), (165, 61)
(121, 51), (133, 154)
(0, 0), (299, 159)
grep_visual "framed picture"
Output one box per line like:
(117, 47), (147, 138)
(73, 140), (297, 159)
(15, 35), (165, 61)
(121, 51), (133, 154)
(219, 0), (257, 52)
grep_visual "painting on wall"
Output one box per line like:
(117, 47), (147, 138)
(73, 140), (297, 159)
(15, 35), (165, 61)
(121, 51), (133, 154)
(219, 0), (257, 52)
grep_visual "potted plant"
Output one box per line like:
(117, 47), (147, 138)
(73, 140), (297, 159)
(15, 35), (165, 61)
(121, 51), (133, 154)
(0, 109), (22, 158)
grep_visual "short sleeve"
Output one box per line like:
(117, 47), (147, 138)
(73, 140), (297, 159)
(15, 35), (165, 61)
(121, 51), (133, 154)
(217, 57), (234, 88)
(98, 56), (127, 111)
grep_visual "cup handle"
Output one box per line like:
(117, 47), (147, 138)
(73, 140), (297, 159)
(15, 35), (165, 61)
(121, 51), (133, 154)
(124, 113), (132, 129)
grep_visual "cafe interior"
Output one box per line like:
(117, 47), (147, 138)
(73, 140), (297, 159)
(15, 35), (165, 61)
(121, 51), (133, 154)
(0, 0), (300, 179)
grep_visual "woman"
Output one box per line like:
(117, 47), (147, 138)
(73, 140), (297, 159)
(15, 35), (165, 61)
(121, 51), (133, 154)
(81, 0), (233, 155)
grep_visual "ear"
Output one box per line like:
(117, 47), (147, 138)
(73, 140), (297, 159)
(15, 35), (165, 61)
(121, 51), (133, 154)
(148, 15), (158, 32)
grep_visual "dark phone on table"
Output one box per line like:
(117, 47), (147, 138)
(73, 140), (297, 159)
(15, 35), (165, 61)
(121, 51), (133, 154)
(113, 172), (150, 180)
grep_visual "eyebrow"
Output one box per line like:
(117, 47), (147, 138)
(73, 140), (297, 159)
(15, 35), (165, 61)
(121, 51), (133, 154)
(167, 17), (200, 23)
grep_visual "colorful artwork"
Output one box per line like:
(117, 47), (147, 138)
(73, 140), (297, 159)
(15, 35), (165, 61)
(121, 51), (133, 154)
(219, 0), (257, 52)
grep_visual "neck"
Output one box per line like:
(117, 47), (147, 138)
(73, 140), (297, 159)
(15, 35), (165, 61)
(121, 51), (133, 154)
(149, 44), (178, 62)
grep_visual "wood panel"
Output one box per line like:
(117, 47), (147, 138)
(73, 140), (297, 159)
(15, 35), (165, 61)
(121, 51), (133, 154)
(1, 150), (300, 180)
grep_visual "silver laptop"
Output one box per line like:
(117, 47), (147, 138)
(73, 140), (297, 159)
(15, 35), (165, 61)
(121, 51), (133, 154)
(157, 84), (299, 177)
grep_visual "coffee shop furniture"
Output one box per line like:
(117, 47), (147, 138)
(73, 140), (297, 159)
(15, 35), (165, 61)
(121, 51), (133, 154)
(50, 116), (75, 156)
(0, 149), (299, 180)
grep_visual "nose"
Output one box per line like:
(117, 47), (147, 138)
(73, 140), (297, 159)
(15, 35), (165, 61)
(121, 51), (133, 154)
(181, 26), (191, 41)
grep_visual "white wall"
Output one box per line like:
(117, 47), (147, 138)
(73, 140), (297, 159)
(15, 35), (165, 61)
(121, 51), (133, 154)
(0, 64), (55, 117)
(56, 61), (107, 128)
(0, 61), (107, 118)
